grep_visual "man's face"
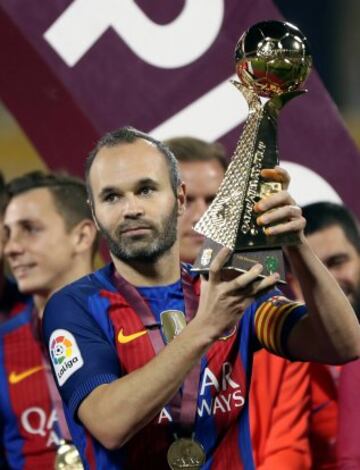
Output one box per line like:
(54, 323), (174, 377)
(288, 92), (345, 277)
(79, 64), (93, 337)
(4, 188), (78, 295)
(306, 225), (360, 311)
(89, 139), (184, 262)
(178, 159), (225, 262)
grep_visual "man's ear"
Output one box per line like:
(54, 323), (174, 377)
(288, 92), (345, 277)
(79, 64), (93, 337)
(177, 182), (186, 216)
(88, 198), (100, 231)
(71, 219), (98, 255)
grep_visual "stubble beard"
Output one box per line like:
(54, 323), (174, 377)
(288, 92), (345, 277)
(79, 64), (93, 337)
(98, 202), (179, 263)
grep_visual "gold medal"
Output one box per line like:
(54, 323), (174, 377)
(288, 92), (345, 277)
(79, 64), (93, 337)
(160, 310), (187, 344)
(167, 438), (206, 470)
(54, 440), (84, 470)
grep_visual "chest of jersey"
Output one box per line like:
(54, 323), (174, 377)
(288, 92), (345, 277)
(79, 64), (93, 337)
(1, 322), (59, 467)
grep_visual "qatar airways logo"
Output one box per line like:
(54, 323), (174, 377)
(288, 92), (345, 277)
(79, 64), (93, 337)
(158, 362), (245, 423)
(21, 407), (61, 447)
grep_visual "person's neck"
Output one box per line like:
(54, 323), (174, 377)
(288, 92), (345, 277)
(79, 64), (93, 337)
(112, 245), (181, 287)
(33, 293), (49, 319)
(34, 258), (94, 319)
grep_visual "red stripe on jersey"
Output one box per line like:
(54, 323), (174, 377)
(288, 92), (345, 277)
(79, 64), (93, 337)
(10, 301), (28, 318)
(101, 290), (172, 468)
(84, 430), (97, 470)
(101, 290), (156, 371)
(3, 323), (56, 468)
(203, 331), (247, 451)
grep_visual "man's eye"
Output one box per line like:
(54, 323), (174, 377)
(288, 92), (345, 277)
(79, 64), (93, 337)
(24, 223), (41, 234)
(327, 256), (348, 268)
(140, 187), (154, 196)
(104, 193), (119, 203)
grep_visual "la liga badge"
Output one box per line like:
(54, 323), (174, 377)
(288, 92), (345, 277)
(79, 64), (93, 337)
(49, 329), (84, 386)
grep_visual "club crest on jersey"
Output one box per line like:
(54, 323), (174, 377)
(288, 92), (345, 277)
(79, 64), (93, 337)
(49, 329), (83, 386)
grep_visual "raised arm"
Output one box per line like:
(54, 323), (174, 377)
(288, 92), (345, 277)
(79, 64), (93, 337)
(46, 252), (278, 451)
(257, 167), (360, 363)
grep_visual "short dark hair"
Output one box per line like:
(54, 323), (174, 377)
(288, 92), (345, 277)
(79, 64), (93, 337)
(85, 126), (181, 200)
(303, 202), (360, 253)
(6, 171), (99, 259)
(164, 136), (228, 171)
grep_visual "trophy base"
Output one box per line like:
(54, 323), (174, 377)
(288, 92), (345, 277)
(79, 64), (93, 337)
(192, 238), (286, 284)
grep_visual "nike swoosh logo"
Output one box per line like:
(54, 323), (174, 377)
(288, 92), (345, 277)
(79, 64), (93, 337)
(118, 328), (147, 344)
(9, 365), (44, 385)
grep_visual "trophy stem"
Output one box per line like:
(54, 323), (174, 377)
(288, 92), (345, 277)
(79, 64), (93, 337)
(193, 83), (265, 251)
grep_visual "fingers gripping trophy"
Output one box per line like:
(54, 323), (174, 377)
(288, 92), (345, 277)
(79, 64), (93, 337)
(193, 20), (312, 282)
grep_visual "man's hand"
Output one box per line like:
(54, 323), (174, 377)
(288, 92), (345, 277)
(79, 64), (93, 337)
(193, 247), (279, 341)
(254, 166), (306, 240)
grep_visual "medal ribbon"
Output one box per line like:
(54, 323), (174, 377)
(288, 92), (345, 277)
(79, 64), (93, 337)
(112, 265), (201, 433)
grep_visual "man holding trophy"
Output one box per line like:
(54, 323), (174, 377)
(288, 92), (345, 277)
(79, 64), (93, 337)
(43, 22), (360, 469)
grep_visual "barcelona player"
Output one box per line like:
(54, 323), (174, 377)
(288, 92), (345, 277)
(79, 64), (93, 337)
(0, 172), (28, 325)
(43, 127), (360, 470)
(0, 172), (97, 469)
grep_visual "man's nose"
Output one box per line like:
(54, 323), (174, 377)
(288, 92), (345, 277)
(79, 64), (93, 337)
(4, 233), (25, 258)
(123, 195), (145, 218)
(330, 265), (352, 288)
(191, 199), (208, 224)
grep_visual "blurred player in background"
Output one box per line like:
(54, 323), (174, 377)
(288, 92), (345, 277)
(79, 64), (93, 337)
(290, 201), (360, 470)
(0, 172), (29, 325)
(0, 171), (98, 469)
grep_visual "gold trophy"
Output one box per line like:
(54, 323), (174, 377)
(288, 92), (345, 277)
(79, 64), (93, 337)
(193, 21), (312, 282)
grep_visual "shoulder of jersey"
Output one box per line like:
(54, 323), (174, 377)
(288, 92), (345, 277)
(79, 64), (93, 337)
(51, 264), (115, 301)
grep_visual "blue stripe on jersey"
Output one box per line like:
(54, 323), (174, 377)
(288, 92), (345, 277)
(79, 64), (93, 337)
(238, 308), (257, 470)
(67, 291), (121, 416)
(0, 307), (33, 470)
(93, 265), (117, 293)
(237, 289), (283, 470)
(87, 293), (117, 346)
(64, 404), (125, 470)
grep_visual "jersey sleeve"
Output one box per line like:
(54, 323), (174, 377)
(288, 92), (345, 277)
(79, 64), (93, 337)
(252, 289), (307, 358)
(43, 290), (121, 418)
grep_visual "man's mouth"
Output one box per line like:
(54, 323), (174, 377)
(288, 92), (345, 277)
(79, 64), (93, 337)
(120, 226), (153, 236)
(187, 231), (204, 241)
(11, 263), (37, 278)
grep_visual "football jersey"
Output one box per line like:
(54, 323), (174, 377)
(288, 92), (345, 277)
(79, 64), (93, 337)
(43, 263), (306, 470)
(0, 303), (67, 469)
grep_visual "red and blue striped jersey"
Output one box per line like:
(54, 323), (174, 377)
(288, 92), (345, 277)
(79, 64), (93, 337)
(43, 263), (306, 470)
(0, 303), (65, 469)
